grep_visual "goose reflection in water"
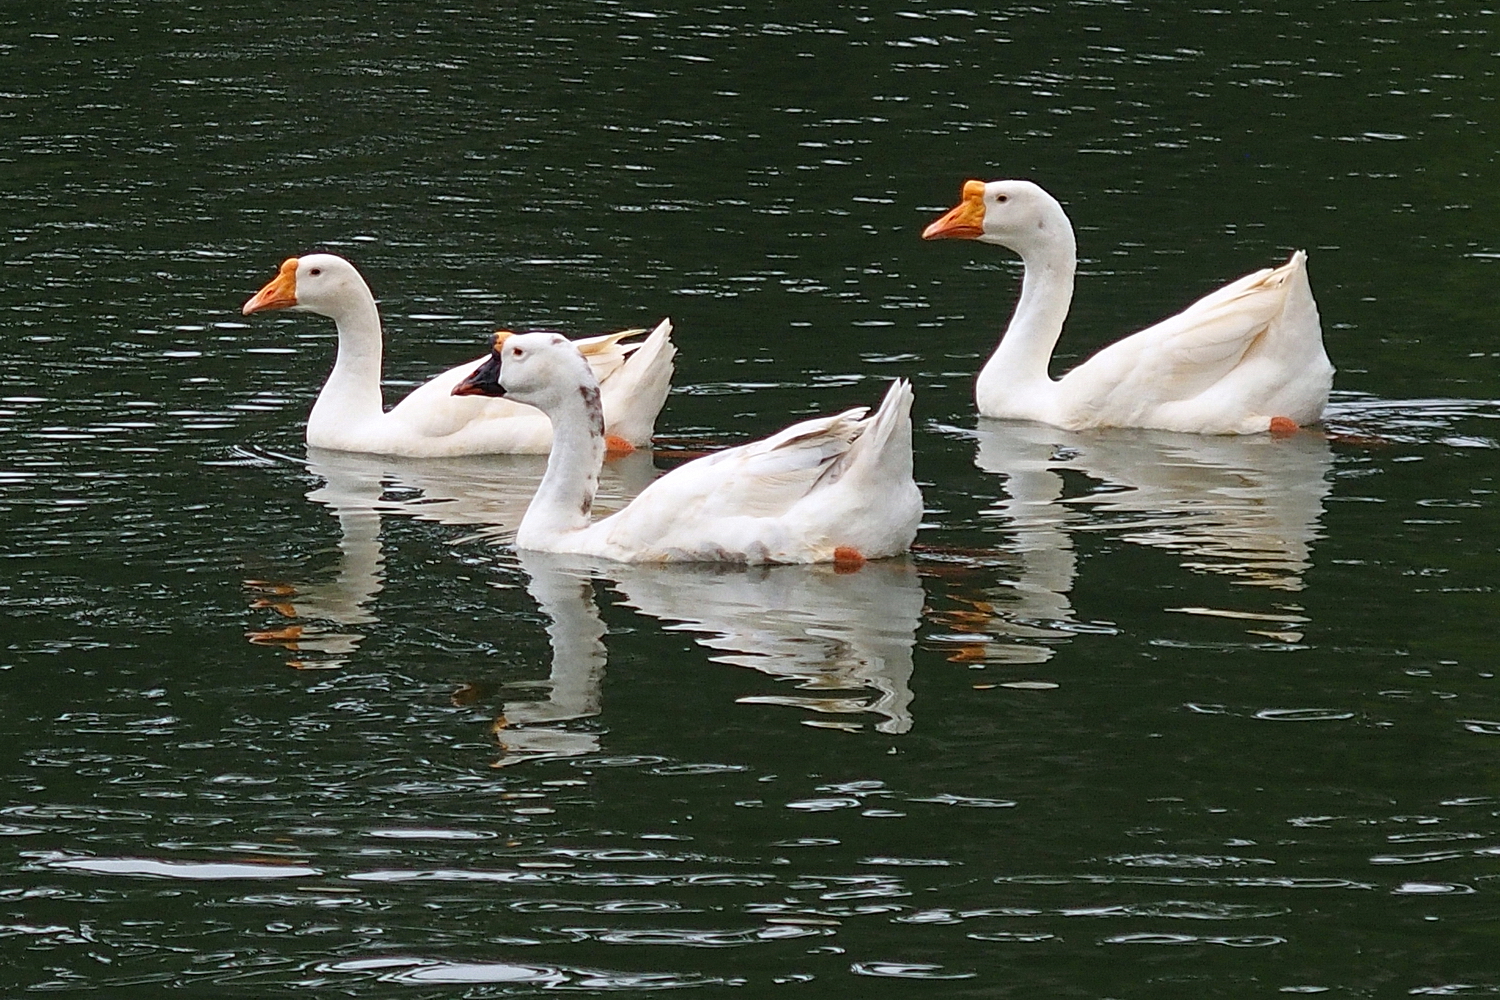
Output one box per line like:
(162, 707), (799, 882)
(246, 447), (924, 764)
(503, 552), (924, 764)
(609, 556), (923, 735)
(244, 446), (655, 671)
(490, 551), (609, 766)
(932, 420), (1333, 665)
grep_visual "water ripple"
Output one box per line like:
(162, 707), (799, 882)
(320, 956), (729, 990)
(1391, 882), (1476, 895)
(1108, 853), (1276, 869)
(42, 856), (321, 880)
(1104, 931), (1285, 947)
(556, 923), (827, 947)
(851, 961), (976, 979)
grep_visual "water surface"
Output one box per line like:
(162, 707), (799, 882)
(4, 1), (1500, 995)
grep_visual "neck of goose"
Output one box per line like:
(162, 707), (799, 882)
(517, 382), (606, 549)
(309, 293), (387, 430)
(976, 230), (1076, 402)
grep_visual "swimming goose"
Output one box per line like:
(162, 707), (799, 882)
(923, 180), (1333, 435)
(451, 332), (922, 565)
(241, 253), (675, 457)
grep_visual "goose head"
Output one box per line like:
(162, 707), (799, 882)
(452, 331), (596, 413)
(922, 179), (1072, 256)
(242, 253), (373, 317)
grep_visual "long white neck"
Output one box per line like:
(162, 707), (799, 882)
(516, 382), (606, 549)
(975, 227), (1077, 412)
(308, 292), (387, 431)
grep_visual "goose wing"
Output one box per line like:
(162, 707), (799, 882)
(1058, 256), (1302, 423)
(594, 407), (870, 546)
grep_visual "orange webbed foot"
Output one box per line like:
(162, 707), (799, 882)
(833, 547), (867, 573)
(603, 434), (636, 459)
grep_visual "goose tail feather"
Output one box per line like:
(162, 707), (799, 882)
(598, 318), (677, 447)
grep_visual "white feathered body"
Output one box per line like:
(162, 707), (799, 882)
(311, 319), (676, 456)
(984, 252), (1331, 435)
(243, 253), (675, 458)
(473, 332), (922, 565)
(925, 180), (1334, 436)
(541, 380), (923, 563)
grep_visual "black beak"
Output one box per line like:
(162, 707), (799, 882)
(452, 353), (505, 397)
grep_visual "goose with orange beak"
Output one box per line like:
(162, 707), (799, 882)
(242, 253), (675, 457)
(922, 179), (1332, 435)
(449, 331), (921, 564)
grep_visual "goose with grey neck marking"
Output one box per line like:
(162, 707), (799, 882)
(242, 253), (675, 457)
(923, 179), (1333, 435)
(454, 332), (922, 565)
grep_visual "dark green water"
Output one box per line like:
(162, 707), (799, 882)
(4, 1), (1500, 995)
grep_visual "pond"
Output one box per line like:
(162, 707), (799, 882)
(3, 1), (1499, 995)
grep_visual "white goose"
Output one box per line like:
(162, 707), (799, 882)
(923, 180), (1334, 435)
(241, 253), (676, 457)
(452, 332), (923, 565)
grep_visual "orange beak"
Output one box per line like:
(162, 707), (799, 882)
(242, 258), (300, 315)
(921, 180), (988, 240)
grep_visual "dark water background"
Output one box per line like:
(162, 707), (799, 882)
(4, 1), (1500, 995)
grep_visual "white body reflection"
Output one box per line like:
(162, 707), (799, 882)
(246, 458), (386, 666)
(246, 446), (654, 670)
(248, 448), (924, 762)
(508, 553), (924, 754)
(304, 446), (658, 544)
(609, 558), (924, 735)
(942, 420), (1333, 663)
(496, 552), (610, 765)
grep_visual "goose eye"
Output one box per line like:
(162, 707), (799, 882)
(511, 346), (523, 357)
(994, 195), (1008, 204)
(309, 267), (322, 276)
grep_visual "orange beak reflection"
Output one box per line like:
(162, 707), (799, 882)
(921, 180), (988, 240)
(242, 257), (300, 315)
